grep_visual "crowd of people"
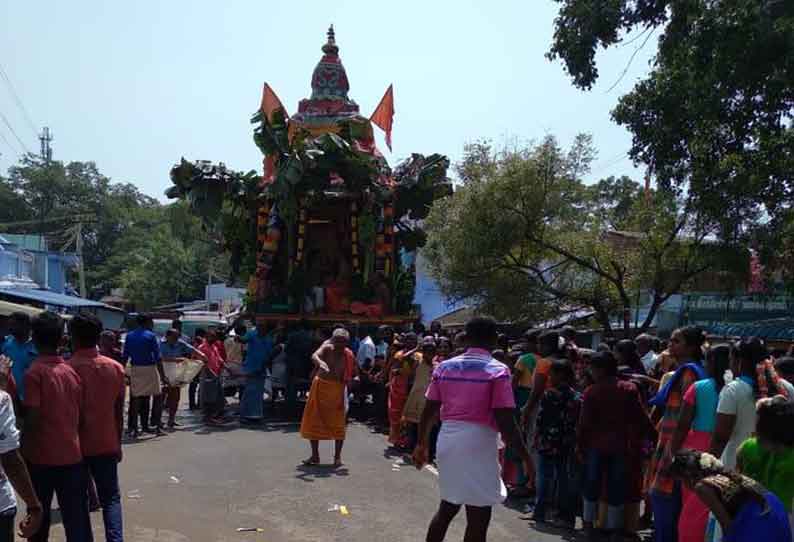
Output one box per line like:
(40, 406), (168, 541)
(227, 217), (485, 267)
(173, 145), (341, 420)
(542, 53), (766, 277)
(415, 321), (794, 542)
(0, 308), (792, 542)
(290, 318), (794, 542)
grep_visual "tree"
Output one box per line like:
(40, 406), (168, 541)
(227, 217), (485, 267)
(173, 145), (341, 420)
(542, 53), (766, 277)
(1, 155), (161, 296)
(0, 155), (229, 305)
(423, 136), (747, 333)
(547, 0), (794, 240)
(90, 201), (230, 310)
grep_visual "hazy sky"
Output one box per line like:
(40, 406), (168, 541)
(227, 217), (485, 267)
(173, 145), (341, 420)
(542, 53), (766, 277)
(0, 1), (654, 201)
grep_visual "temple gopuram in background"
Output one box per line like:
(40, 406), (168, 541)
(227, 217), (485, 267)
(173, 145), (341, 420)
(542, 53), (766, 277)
(168, 27), (451, 324)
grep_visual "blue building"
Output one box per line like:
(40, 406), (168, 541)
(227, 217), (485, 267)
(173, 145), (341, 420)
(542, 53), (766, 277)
(412, 252), (465, 325)
(0, 234), (79, 294)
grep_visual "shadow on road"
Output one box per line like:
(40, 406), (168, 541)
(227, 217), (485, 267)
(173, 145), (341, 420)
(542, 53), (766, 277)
(294, 463), (351, 483)
(529, 521), (581, 541)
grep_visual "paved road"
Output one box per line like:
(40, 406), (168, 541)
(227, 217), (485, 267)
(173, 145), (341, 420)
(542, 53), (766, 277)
(45, 405), (578, 542)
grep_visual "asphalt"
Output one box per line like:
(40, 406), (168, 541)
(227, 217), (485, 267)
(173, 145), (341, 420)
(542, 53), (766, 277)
(44, 403), (585, 542)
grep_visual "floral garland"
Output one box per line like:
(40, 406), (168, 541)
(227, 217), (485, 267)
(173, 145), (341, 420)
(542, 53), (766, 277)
(294, 198), (307, 265)
(254, 200), (275, 298)
(350, 201), (360, 273)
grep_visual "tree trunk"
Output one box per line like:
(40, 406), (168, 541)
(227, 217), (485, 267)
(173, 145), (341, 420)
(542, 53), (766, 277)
(639, 293), (665, 333)
(595, 307), (612, 335)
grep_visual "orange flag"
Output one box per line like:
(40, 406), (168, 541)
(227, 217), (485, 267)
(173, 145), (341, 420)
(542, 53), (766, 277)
(260, 83), (287, 122)
(370, 84), (394, 151)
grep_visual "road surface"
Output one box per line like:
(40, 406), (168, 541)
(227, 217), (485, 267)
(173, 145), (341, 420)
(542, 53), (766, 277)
(45, 405), (588, 542)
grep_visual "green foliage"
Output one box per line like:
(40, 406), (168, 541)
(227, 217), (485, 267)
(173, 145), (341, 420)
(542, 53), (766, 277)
(95, 203), (230, 310)
(424, 136), (746, 332)
(390, 267), (416, 315)
(168, 159), (260, 279)
(0, 155), (232, 310)
(547, 0), (794, 242)
(168, 111), (452, 312)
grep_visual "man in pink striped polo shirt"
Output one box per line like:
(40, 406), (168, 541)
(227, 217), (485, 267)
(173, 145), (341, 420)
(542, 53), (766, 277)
(414, 316), (531, 542)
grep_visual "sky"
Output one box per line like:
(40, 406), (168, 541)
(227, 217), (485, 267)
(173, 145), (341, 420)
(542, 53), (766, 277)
(0, 1), (656, 201)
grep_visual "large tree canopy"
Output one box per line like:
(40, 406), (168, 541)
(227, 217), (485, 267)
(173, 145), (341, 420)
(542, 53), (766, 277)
(0, 155), (227, 310)
(547, 0), (794, 240)
(424, 136), (748, 332)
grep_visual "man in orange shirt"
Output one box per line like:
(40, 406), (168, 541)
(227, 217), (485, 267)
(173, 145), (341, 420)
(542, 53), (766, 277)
(23, 311), (93, 542)
(70, 314), (126, 542)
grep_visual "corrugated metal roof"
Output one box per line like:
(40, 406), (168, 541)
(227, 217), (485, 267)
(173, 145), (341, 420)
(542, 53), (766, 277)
(702, 319), (794, 341)
(0, 234), (47, 251)
(0, 288), (105, 308)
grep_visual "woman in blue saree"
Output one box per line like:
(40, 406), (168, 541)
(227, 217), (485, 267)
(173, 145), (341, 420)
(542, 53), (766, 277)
(669, 450), (791, 542)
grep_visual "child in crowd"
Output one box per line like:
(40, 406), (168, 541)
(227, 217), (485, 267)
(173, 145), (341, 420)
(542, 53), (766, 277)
(387, 333), (418, 449)
(532, 358), (582, 527)
(401, 337), (437, 451)
(508, 329), (541, 497)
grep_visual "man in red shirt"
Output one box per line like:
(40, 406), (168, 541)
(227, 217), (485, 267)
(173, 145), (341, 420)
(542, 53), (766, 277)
(198, 329), (226, 425)
(70, 314), (125, 542)
(22, 311), (93, 542)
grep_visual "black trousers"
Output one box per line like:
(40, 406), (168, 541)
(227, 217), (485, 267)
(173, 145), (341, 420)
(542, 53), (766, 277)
(127, 396), (149, 431)
(129, 396), (163, 431)
(0, 507), (15, 542)
(188, 374), (201, 410)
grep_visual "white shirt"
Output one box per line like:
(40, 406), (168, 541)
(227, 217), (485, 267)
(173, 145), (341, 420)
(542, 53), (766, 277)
(224, 337), (244, 364)
(717, 377), (794, 468)
(356, 336), (376, 368)
(0, 391), (19, 513)
(641, 351), (658, 372)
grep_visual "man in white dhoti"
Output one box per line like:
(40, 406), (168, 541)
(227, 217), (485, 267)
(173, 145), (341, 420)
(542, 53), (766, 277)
(414, 316), (531, 542)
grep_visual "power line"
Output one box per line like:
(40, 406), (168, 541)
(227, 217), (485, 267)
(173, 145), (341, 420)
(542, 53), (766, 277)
(0, 129), (18, 157)
(0, 63), (37, 137)
(0, 109), (31, 155)
(590, 152), (630, 177)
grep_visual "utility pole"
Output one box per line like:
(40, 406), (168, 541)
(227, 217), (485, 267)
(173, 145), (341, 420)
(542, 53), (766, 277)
(75, 222), (87, 298)
(39, 127), (52, 161)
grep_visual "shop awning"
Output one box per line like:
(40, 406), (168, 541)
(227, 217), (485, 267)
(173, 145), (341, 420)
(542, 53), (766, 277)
(0, 288), (106, 309)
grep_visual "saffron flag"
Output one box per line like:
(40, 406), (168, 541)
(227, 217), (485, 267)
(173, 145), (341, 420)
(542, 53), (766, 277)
(260, 83), (287, 122)
(370, 84), (394, 151)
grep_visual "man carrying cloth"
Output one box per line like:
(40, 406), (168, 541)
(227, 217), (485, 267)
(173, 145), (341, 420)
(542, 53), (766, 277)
(123, 314), (167, 437)
(414, 316), (531, 542)
(300, 328), (356, 468)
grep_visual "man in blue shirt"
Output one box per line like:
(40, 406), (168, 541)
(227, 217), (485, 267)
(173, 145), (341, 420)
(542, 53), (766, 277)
(123, 314), (167, 437)
(3, 312), (37, 401)
(239, 322), (273, 422)
(242, 322), (274, 374)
